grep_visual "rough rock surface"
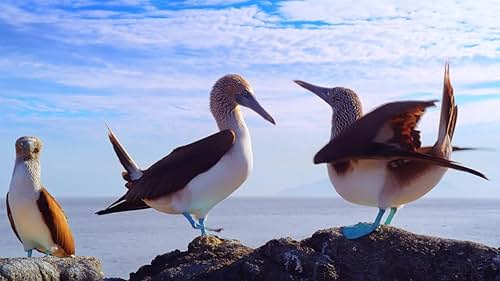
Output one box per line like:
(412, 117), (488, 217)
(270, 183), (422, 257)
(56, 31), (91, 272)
(128, 226), (500, 281)
(0, 256), (104, 281)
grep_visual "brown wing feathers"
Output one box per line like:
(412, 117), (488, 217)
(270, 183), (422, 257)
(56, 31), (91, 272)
(314, 79), (486, 180)
(37, 188), (75, 257)
(388, 105), (427, 151)
(314, 100), (436, 164)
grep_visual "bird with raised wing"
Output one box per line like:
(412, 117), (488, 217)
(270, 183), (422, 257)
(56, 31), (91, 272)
(6, 136), (75, 257)
(294, 63), (487, 239)
(96, 74), (275, 236)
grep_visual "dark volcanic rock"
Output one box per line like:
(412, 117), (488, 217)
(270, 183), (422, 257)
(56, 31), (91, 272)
(305, 227), (500, 281)
(128, 226), (500, 281)
(219, 237), (338, 281)
(0, 256), (104, 281)
(130, 236), (253, 281)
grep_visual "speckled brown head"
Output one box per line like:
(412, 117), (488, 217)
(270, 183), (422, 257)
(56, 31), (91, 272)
(294, 80), (363, 138)
(15, 136), (43, 161)
(210, 74), (275, 125)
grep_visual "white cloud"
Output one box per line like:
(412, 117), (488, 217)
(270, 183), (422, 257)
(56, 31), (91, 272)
(0, 1), (498, 65)
(179, 0), (249, 6)
(0, 0), (499, 197)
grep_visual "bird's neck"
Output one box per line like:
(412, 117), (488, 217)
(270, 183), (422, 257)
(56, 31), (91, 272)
(330, 107), (362, 140)
(214, 106), (249, 139)
(10, 158), (42, 193)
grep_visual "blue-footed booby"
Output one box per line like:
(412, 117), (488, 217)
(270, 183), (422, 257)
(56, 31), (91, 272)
(6, 136), (75, 257)
(294, 63), (487, 239)
(96, 74), (275, 236)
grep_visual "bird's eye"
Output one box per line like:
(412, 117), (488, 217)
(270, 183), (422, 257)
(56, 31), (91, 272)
(242, 90), (251, 96)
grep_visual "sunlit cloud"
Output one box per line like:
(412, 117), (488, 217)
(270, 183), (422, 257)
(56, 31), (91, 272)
(0, 0), (498, 197)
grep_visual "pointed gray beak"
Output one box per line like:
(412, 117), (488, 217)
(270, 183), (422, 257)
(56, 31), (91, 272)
(294, 80), (331, 104)
(20, 139), (37, 154)
(236, 92), (276, 125)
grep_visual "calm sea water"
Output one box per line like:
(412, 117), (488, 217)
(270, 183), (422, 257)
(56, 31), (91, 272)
(1, 197), (499, 278)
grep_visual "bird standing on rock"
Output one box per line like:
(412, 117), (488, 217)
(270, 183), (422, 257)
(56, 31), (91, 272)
(295, 63), (487, 239)
(6, 136), (75, 257)
(97, 74), (275, 236)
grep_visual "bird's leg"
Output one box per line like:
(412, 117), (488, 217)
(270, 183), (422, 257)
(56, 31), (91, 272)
(384, 207), (398, 225)
(198, 218), (208, 236)
(197, 218), (224, 235)
(183, 213), (223, 234)
(183, 212), (201, 229)
(342, 208), (386, 240)
(199, 216), (223, 233)
(26, 249), (33, 258)
(44, 250), (51, 257)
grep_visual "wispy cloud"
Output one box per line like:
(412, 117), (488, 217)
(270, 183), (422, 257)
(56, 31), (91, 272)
(0, 0), (498, 197)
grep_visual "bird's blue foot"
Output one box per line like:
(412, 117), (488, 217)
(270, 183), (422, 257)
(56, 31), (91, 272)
(44, 250), (51, 257)
(342, 222), (379, 239)
(384, 207), (398, 225)
(26, 249), (33, 258)
(342, 208), (385, 240)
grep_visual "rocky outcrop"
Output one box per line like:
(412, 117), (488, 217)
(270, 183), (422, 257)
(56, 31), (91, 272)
(0, 256), (104, 281)
(128, 226), (500, 281)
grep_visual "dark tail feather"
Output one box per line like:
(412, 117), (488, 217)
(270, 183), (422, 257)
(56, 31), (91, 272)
(106, 123), (143, 182)
(96, 198), (150, 215)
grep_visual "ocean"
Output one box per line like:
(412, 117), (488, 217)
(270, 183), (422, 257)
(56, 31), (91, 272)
(1, 197), (499, 278)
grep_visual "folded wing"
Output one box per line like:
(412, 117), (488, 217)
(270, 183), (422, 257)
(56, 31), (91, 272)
(37, 188), (75, 257)
(97, 129), (236, 214)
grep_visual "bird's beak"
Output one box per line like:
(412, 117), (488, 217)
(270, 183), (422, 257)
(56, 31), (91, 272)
(21, 140), (37, 154)
(294, 80), (330, 104)
(236, 93), (276, 125)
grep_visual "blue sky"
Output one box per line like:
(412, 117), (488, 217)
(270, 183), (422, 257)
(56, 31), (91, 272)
(0, 0), (498, 198)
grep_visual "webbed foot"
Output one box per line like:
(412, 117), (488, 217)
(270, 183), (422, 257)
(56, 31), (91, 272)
(342, 208), (386, 240)
(342, 222), (378, 239)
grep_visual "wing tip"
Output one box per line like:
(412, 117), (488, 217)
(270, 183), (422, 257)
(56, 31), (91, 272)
(106, 122), (117, 140)
(425, 99), (438, 108)
(473, 171), (489, 181)
(443, 60), (450, 80)
(443, 62), (453, 94)
(313, 152), (325, 164)
(452, 146), (496, 152)
(471, 168), (489, 180)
